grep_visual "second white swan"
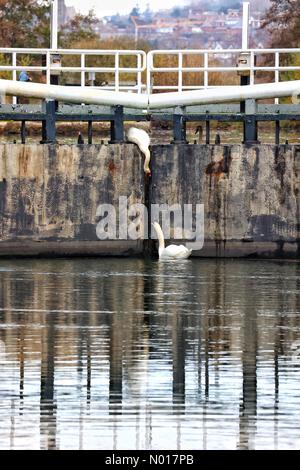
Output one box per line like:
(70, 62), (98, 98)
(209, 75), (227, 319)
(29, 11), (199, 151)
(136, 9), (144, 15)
(152, 222), (192, 260)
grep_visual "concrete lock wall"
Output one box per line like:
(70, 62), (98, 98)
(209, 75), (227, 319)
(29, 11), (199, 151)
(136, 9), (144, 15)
(0, 143), (299, 258)
(0, 144), (145, 256)
(150, 145), (300, 258)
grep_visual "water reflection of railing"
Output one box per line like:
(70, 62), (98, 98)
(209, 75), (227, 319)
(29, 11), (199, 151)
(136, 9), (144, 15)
(0, 259), (299, 449)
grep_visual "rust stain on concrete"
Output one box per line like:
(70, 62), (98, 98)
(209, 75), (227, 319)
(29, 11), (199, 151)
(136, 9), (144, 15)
(108, 160), (117, 173)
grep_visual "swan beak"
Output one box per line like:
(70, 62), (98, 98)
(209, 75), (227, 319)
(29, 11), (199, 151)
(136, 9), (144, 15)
(145, 169), (151, 177)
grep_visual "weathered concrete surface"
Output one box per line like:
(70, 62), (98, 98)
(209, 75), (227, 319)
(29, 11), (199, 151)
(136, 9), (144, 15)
(0, 144), (144, 256)
(150, 144), (300, 258)
(0, 143), (299, 257)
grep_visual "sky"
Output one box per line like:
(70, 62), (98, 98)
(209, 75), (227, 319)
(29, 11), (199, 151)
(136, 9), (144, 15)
(65, 0), (186, 17)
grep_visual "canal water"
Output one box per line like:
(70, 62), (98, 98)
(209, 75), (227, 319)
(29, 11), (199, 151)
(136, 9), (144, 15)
(0, 258), (299, 450)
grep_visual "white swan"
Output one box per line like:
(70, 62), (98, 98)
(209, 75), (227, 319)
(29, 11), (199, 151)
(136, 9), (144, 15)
(127, 127), (151, 175)
(152, 222), (192, 260)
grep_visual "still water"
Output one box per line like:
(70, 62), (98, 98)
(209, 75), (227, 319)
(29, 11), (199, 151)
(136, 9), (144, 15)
(0, 258), (299, 450)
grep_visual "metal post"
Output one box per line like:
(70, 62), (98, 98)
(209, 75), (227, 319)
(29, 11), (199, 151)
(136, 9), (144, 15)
(21, 121), (26, 144)
(172, 106), (187, 143)
(241, 2), (258, 143)
(242, 2), (250, 51)
(275, 120), (280, 145)
(240, 75), (249, 114)
(110, 105), (124, 143)
(88, 121), (93, 144)
(244, 116), (258, 144)
(41, 99), (56, 144)
(50, 0), (58, 50)
(244, 98), (259, 144)
(50, 1), (59, 112)
(241, 1), (250, 106)
(12, 52), (17, 105)
(206, 120), (210, 144)
(240, 1), (250, 108)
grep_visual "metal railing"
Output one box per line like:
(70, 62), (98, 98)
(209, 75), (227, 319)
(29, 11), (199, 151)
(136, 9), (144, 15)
(147, 48), (300, 93)
(0, 48), (147, 103)
(1, 47), (300, 101)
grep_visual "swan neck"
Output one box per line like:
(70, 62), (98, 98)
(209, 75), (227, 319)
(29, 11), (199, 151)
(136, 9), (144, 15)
(154, 224), (165, 251)
(143, 149), (151, 173)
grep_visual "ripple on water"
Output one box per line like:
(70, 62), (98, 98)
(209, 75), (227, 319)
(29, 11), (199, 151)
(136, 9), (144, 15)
(0, 258), (299, 449)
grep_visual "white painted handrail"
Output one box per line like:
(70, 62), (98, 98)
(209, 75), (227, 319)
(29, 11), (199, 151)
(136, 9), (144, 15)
(149, 80), (300, 108)
(0, 48), (147, 97)
(0, 79), (148, 108)
(1, 78), (300, 109)
(147, 48), (300, 92)
(1, 47), (300, 96)
(1, 47), (300, 107)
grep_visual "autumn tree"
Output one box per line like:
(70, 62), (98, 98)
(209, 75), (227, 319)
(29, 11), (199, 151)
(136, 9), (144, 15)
(59, 11), (99, 48)
(0, 2), (101, 49)
(0, 0), (50, 48)
(261, 0), (300, 47)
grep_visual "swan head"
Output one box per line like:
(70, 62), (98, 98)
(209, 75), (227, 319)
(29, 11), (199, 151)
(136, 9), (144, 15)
(127, 127), (151, 176)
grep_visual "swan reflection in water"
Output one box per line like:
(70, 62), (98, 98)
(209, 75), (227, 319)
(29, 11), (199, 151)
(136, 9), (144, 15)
(0, 258), (299, 449)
